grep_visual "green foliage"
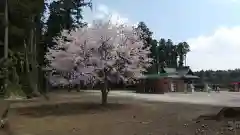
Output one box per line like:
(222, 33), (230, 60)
(0, 58), (8, 78)
(0, 0), (92, 97)
(176, 42), (190, 67)
(195, 69), (240, 87)
(4, 82), (26, 98)
(45, 0), (92, 47)
(136, 22), (157, 74)
(136, 22), (191, 74)
(0, 49), (25, 97)
(136, 21), (153, 47)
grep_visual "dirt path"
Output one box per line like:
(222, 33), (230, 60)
(3, 91), (240, 135)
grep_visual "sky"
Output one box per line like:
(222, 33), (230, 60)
(82, 0), (240, 71)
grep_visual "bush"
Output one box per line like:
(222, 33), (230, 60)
(4, 82), (26, 98)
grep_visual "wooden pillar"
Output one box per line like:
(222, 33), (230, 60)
(164, 78), (169, 93)
(234, 84), (238, 92)
(157, 78), (167, 94)
(176, 79), (184, 92)
(235, 84), (239, 92)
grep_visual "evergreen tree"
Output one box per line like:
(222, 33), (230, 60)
(45, 0), (92, 47)
(176, 41), (190, 67)
(158, 38), (167, 68)
(136, 22), (158, 73)
(0, 0), (92, 96)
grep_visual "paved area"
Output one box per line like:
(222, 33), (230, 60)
(104, 91), (240, 107)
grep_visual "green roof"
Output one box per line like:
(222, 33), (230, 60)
(183, 75), (199, 79)
(140, 73), (171, 79)
(163, 68), (176, 73)
(141, 73), (199, 79)
(140, 67), (199, 80)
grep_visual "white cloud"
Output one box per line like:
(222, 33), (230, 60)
(187, 26), (240, 71)
(93, 4), (132, 25)
(95, 4), (109, 19)
(97, 4), (109, 15)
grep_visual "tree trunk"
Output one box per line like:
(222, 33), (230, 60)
(33, 26), (39, 95)
(29, 16), (40, 96)
(77, 84), (80, 92)
(3, 0), (8, 94)
(101, 80), (109, 105)
(4, 0), (8, 59)
(101, 88), (108, 105)
(23, 40), (32, 95)
(179, 54), (184, 68)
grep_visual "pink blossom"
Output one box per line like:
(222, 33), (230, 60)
(46, 19), (153, 85)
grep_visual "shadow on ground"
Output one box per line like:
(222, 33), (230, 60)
(195, 107), (240, 122)
(12, 102), (131, 118)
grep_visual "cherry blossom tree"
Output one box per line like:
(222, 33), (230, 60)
(45, 19), (153, 104)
